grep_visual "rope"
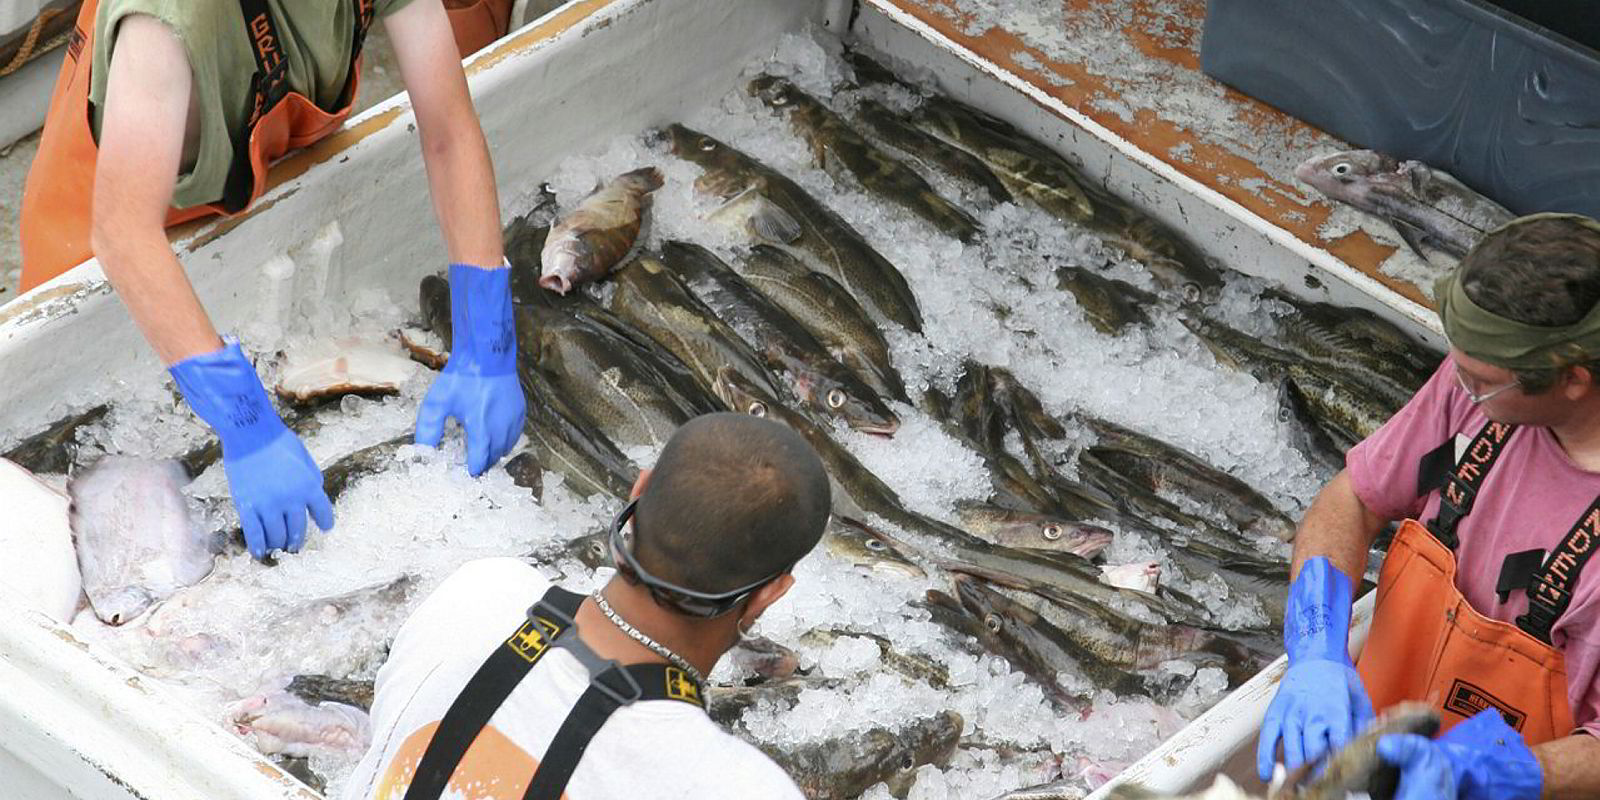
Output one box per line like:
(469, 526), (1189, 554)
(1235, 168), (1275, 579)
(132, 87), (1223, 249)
(1, 8), (69, 78)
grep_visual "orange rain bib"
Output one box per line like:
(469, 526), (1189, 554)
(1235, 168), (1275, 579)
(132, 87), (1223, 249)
(18, 0), (511, 292)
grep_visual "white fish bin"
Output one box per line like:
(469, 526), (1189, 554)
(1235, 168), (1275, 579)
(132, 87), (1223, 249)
(0, 0), (1437, 797)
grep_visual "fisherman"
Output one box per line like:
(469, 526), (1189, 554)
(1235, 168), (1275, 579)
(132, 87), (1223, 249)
(1257, 214), (1600, 798)
(18, 0), (523, 559)
(339, 412), (827, 799)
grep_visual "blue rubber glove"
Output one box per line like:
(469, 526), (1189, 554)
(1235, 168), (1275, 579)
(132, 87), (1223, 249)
(415, 263), (525, 477)
(1256, 556), (1375, 781)
(170, 339), (334, 559)
(1376, 732), (1458, 800)
(1377, 709), (1542, 800)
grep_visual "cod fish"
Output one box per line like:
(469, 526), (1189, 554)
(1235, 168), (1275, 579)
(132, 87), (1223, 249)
(732, 244), (907, 404)
(657, 124), (924, 333)
(956, 501), (1114, 559)
(72, 457), (214, 625)
(274, 338), (420, 407)
(287, 674), (375, 711)
(852, 97), (1013, 207)
(539, 167), (663, 294)
(2, 404), (109, 475)
(1108, 703), (1439, 800)
(1295, 150), (1513, 261)
(750, 74), (982, 243)
(760, 711), (963, 800)
(1055, 266), (1158, 336)
(662, 241), (899, 435)
(824, 516), (926, 579)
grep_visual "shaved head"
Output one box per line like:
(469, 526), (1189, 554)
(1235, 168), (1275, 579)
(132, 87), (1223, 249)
(633, 413), (831, 593)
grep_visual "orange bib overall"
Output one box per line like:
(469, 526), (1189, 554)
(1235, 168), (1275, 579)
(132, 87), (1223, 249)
(1357, 422), (1580, 744)
(18, 0), (510, 292)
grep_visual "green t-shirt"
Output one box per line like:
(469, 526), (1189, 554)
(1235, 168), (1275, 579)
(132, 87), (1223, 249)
(88, 0), (415, 210)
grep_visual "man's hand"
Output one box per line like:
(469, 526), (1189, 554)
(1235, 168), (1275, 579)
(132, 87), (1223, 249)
(414, 264), (524, 476)
(171, 341), (334, 558)
(1256, 556), (1374, 780)
(1378, 710), (1542, 800)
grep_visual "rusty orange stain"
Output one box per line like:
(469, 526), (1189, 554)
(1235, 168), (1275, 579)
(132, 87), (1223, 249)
(880, 0), (1436, 309)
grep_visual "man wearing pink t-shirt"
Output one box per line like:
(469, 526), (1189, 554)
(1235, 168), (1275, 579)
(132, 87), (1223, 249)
(1256, 214), (1600, 800)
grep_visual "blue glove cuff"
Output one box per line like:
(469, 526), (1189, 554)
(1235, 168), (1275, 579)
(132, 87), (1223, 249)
(1285, 556), (1355, 664)
(447, 262), (517, 377)
(169, 339), (288, 458)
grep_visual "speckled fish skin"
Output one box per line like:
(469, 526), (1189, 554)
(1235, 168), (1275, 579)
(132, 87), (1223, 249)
(662, 240), (900, 436)
(72, 456), (215, 625)
(731, 244), (907, 404)
(756, 710), (963, 800)
(539, 167), (663, 295)
(1294, 149), (1512, 260)
(750, 73), (982, 243)
(658, 123), (924, 333)
(955, 501), (1114, 559)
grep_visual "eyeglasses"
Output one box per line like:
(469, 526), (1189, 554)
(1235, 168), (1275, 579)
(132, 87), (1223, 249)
(607, 499), (788, 618)
(1454, 363), (1521, 405)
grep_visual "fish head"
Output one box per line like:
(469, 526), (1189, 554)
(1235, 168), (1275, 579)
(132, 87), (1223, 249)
(1293, 150), (1400, 205)
(789, 368), (899, 436)
(616, 166), (665, 195)
(950, 573), (1018, 638)
(1044, 519), (1116, 558)
(657, 125), (747, 191)
(859, 711), (965, 797)
(87, 584), (157, 626)
(747, 74), (799, 109)
(565, 530), (613, 570)
(823, 517), (926, 578)
(712, 366), (779, 420)
(538, 235), (593, 295)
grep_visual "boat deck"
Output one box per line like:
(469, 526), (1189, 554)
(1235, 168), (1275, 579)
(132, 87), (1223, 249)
(876, 0), (1437, 310)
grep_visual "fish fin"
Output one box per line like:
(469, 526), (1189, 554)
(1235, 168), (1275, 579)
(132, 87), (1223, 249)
(1390, 219), (1436, 264)
(748, 202), (804, 244)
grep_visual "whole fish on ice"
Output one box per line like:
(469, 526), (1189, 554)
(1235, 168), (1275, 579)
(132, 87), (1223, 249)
(1294, 149), (1514, 262)
(540, 167), (664, 294)
(71, 456), (215, 625)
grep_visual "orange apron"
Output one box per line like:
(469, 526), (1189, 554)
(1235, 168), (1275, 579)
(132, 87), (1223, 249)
(18, 0), (511, 292)
(1357, 518), (1574, 743)
(1356, 420), (1580, 744)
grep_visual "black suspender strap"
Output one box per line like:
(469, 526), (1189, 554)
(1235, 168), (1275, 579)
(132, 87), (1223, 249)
(402, 586), (585, 800)
(1518, 500), (1600, 643)
(522, 662), (704, 800)
(402, 586), (706, 800)
(1425, 421), (1518, 550)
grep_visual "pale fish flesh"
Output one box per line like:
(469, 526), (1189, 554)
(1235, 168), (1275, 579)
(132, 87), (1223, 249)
(229, 691), (371, 758)
(275, 337), (421, 406)
(71, 457), (214, 625)
(0, 458), (82, 623)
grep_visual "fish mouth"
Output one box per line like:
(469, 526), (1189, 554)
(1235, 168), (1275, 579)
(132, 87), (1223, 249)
(868, 561), (927, 580)
(852, 417), (901, 437)
(538, 273), (573, 295)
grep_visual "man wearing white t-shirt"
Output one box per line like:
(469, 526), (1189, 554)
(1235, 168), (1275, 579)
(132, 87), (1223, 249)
(341, 412), (830, 799)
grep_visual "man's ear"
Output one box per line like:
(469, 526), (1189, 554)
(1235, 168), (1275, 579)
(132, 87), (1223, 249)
(629, 468), (653, 500)
(742, 573), (794, 624)
(1563, 365), (1596, 401)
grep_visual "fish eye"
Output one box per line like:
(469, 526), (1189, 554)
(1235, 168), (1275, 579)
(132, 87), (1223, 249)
(865, 538), (887, 551)
(747, 401), (768, 417)
(827, 389), (847, 409)
(1042, 523), (1063, 541)
(1332, 162), (1352, 176)
(900, 755), (915, 771)
(984, 614), (1002, 632)
(698, 138), (717, 152)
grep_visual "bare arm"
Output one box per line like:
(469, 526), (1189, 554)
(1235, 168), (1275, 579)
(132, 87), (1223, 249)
(1536, 734), (1600, 799)
(384, 0), (504, 268)
(90, 15), (221, 365)
(1291, 469), (1388, 583)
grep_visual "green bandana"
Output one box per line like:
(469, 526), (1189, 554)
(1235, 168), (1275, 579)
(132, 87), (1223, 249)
(1436, 213), (1600, 370)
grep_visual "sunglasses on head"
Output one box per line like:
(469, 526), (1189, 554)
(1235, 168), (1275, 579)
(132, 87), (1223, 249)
(607, 499), (788, 618)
